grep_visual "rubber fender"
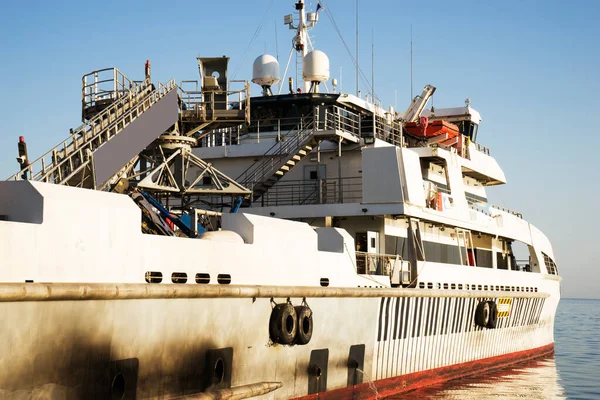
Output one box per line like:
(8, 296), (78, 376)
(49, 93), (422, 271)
(269, 303), (297, 345)
(474, 300), (490, 328)
(487, 300), (498, 329)
(294, 306), (313, 345)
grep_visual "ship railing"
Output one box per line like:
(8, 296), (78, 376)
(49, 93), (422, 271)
(373, 114), (405, 147)
(319, 106), (361, 137)
(81, 68), (136, 117)
(473, 141), (490, 155)
(178, 79), (250, 122)
(355, 252), (410, 281)
(256, 177), (362, 206)
(515, 259), (533, 272)
(236, 116), (316, 186)
(196, 116), (310, 147)
(490, 204), (523, 219)
(8, 78), (177, 184)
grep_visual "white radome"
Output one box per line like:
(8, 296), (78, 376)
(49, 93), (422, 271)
(303, 50), (330, 83)
(252, 54), (280, 87)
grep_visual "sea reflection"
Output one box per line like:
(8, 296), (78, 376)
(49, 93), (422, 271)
(387, 356), (566, 399)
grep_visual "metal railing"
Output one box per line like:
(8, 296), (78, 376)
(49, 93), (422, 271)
(81, 68), (136, 117)
(474, 141), (490, 155)
(491, 204), (523, 219)
(236, 116), (316, 187)
(178, 79), (250, 128)
(258, 177), (363, 206)
(8, 78), (177, 186)
(355, 251), (403, 276)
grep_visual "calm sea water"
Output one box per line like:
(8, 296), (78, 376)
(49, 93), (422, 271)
(387, 298), (600, 399)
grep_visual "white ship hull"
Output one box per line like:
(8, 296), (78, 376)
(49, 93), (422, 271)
(0, 181), (559, 399)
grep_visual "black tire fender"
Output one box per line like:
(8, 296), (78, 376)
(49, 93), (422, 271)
(486, 300), (498, 329)
(294, 306), (313, 345)
(269, 303), (297, 345)
(474, 300), (490, 328)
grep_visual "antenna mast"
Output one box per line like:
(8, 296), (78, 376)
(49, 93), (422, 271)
(410, 25), (413, 99)
(356, 0), (359, 96)
(284, 0), (319, 93)
(371, 29), (374, 103)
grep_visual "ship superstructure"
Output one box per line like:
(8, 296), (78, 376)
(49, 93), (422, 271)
(0, 1), (560, 399)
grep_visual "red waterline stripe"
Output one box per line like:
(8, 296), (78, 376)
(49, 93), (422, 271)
(294, 343), (554, 400)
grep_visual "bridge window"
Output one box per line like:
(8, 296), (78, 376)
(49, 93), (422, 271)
(542, 252), (559, 275)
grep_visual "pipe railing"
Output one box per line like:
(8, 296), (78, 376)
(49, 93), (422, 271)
(0, 282), (550, 302)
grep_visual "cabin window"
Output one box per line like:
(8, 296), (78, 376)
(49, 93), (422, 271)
(145, 271), (163, 283)
(455, 120), (479, 142)
(217, 274), (232, 284)
(542, 252), (559, 275)
(195, 273), (211, 284)
(422, 241), (462, 265)
(497, 253), (509, 270)
(171, 272), (188, 284)
(475, 249), (493, 268)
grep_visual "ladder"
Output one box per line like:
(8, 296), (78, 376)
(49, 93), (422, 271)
(236, 117), (316, 202)
(8, 77), (177, 189)
(455, 228), (476, 266)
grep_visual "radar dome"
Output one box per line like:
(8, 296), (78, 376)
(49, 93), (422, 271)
(252, 54), (280, 87)
(303, 50), (330, 83)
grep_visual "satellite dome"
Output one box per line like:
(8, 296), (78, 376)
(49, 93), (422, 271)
(252, 54), (280, 87)
(303, 50), (330, 83)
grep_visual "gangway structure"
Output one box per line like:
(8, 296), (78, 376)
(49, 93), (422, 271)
(9, 68), (179, 191)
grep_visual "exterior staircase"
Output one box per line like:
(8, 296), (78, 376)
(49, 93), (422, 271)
(237, 118), (316, 202)
(8, 73), (178, 190)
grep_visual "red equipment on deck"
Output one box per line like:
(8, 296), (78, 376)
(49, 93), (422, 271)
(404, 119), (460, 138)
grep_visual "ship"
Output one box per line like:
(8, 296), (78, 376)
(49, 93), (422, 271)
(0, 1), (560, 399)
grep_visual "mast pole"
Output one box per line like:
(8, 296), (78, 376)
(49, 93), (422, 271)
(372, 28), (374, 103)
(410, 24), (413, 100)
(356, 0), (359, 96)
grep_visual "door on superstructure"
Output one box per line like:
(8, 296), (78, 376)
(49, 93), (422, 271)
(303, 165), (326, 204)
(356, 231), (380, 275)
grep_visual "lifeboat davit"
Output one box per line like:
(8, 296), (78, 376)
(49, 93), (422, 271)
(404, 119), (460, 139)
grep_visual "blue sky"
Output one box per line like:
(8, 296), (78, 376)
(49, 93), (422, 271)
(1, 0), (598, 298)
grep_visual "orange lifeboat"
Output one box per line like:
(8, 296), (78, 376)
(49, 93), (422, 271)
(404, 119), (460, 139)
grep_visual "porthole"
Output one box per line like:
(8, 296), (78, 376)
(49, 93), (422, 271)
(217, 274), (232, 284)
(443, 283), (449, 289)
(451, 283), (456, 290)
(145, 271), (163, 283)
(213, 358), (225, 384)
(427, 282), (433, 289)
(320, 278), (330, 287)
(195, 273), (210, 284)
(419, 282), (425, 289)
(171, 272), (188, 284)
(458, 284), (463, 290)
(111, 373), (126, 400)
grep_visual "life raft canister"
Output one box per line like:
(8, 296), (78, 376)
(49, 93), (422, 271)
(294, 306), (313, 345)
(269, 303), (298, 345)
